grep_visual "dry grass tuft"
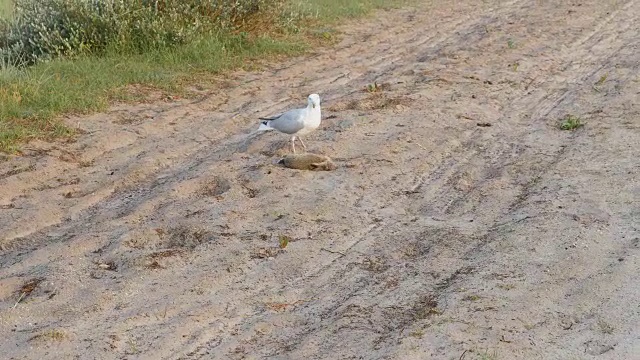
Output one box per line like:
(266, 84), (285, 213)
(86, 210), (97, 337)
(156, 225), (212, 249)
(329, 93), (412, 112)
(29, 329), (68, 342)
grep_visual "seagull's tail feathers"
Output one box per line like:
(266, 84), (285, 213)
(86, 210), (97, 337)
(258, 120), (274, 131)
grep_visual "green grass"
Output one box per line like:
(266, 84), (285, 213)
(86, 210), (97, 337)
(295, 0), (403, 20)
(559, 114), (584, 131)
(477, 349), (499, 360)
(0, 0), (408, 153)
(0, 0), (12, 19)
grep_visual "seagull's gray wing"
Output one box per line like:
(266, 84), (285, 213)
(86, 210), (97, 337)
(265, 108), (306, 135)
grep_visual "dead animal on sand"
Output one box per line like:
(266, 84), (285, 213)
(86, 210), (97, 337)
(279, 153), (336, 171)
(257, 94), (322, 153)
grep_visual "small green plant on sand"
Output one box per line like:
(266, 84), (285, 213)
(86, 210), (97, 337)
(366, 81), (381, 92)
(593, 74), (608, 92)
(559, 115), (584, 130)
(278, 235), (290, 249)
(477, 349), (499, 360)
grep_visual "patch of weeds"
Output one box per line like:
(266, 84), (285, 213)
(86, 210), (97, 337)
(402, 241), (430, 259)
(361, 255), (389, 272)
(593, 74), (608, 92)
(294, 0), (408, 22)
(78, 159), (93, 167)
(462, 294), (481, 301)
(0, 0), (13, 18)
(595, 74), (608, 86)
(364, 81), (389, 93)
(511, 62), (519, 71)
(311, 28), (338, 43)
(29, 329), (68, 342)
(159, 225), (212, 249)
(376, 95), (410, 109)
(267, 211), (286, 220)
(507, 38), (516, 49)
(278, 234), (291, 249)
(409, 329), (424, 338)
(475, 349), (499, 360)
(559, 115), (584, 130)
(126, 338), (140, 355)
(330, 94), (411, 111)
(320, 31), (334, 40)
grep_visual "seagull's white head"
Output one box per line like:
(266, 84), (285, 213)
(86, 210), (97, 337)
(308, 94), (321, 109)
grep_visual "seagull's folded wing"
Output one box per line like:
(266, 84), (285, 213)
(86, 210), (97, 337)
(269, 109), (306, 134)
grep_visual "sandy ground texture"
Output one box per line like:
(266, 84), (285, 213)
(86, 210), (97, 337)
(1, 0), (639, 359)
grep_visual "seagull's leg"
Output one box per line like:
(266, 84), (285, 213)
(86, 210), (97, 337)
(297, 137), (307, 152)
(291, 136), (296, 154)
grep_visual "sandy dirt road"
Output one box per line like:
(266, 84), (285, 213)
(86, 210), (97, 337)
(1, 1), (639, 359)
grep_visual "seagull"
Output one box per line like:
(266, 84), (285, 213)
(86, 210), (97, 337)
(258, 94), (322, 153)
